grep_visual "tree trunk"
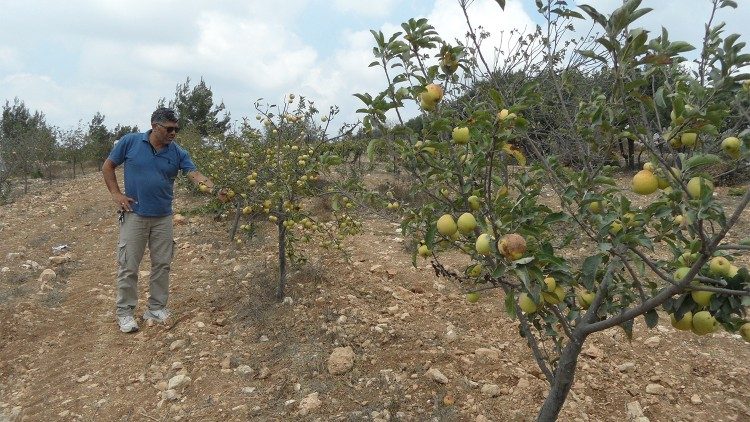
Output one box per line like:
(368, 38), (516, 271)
(536, 334), (587, 421)
(229, 202), (242, 240)
(275, 220), (287, 301)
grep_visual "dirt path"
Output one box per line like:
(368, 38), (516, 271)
(0, 172), (749, 421)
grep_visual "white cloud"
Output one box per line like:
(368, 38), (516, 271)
(331, 0), (398, 18)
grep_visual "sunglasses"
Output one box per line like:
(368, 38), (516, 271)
(156, 123), (180, 133)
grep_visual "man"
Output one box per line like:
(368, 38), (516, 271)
(102, 107), (224, 333)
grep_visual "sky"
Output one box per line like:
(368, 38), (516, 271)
(0, 0), (748, 134)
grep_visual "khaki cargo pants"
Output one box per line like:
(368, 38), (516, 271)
(115, 212), (175, 318)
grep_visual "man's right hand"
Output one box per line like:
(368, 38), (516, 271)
(112, 193), (135, 212)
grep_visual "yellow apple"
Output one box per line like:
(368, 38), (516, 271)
(577, 290), (596, 310)
(518, 293), (538, 313)
(418, 244), (431, 258)
(497, 109), (510, 121)
(423, 83), (444, 102)
(468, 263), (482, 277)
(691, 288), (714, 307)
(542, 286), (565, 305)
(709, 256), (731, 277)
(543, 276), (556, 292)
(456, 212), (477, 234)
(466, 292), (481, 303)
(674, 267), (691, 281)
(686, 176), (713, 199)
(609, 220), (623, 235)
(632, 170), (659, 195)
(740, 322), (750, 342)
(468, 195), (481, 211)
(691, 311), (717, 335)
(198, 183), (210, 193)
(670, 311), (693, 331)
(436, 214), (457, 236)
(452, 127), (470, 145)
(476, 233), (492, 255)
(681, 132), (698, 147)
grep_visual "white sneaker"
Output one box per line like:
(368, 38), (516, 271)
(117, 315), (139, 333)
(143, 308), (170, 324)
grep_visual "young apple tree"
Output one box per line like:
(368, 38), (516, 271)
(183, 94), (366, 300)
(357, 0), (750, 420)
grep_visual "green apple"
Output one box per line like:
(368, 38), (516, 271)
(687, 176), (713, 199)
(609, 220), (623, 235)
(543, 277), (556, 292)
(670, 311), (693, 331)
(709, 256), (731, 277)
(456, 212), (477, 234)
(674, 267), (691, 281)
(518, 293), (538, 313)
(418, 244), (431, 258)
(721, 136), (741, 155)
(681, 132), (698, 147)
(542, 286), (565, 305)
(475, 233), (492, 255)
(436, 214), (457, 236)
(452, 127), (470, 145)
(466, 292), (480, 303)
(467, 195), (481, 211)
(740, 322), (750, 342)
(576, 289), (596, 310)
(588, 201), (603, 214)
(691, 288), (714, 307)
(691, 311), (717, 335)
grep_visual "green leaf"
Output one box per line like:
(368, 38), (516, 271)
(683, 154), (721, 172)
(577, 49), (608, 64)
(505, 291), (517, 318)
(494, 0), (506, 10)
(620, 319), (634, 340)
(644, 309), (659, 328)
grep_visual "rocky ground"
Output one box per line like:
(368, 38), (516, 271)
(0, 171), (749, 422)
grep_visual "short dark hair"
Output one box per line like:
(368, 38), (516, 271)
(151, 107), (178, 124)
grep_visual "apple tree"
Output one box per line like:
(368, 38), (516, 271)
(182, 94), (368, 300)
(357, 0), (750, 420)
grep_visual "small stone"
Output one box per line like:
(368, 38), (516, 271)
(516, 378), (530, 389)
(327, 347), (355, 375)
(690, 394), (702, 405)
(425, 368), (449, 384)
(643, 336), (660, 348)
(76, 374), (90, 383)
(474, 348), (502, 362)
(617, 362), (636, 373)
(169, 340), (187, 351)
(582, 344), (603, 359)
(299, 392), (322, 415)
(481, 384), (501, 397)
(645, 383), (667, 395)
(241, 387), (256, 394)
(236, 365), (254, 376)
(167, 374), (191, 390)
(39, 268), (56, 283)
(162, 389), (181, 401)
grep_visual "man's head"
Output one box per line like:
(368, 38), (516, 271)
(150, 107), (180, 144)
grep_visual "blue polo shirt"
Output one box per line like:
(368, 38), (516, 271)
(108, 131), (197, 217)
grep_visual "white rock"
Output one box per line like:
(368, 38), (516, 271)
(690, 394), (702, 405)
(169, 340), (187, 351)
(167, 374), (191, 390)
(626, 400), (649, 422)
(617, 362), (636, 372)
(645, 383), (667, 395)
(38, 268), (56, 283)
(425, 368), (449, 384)
(236, 365), (254, 375)
(481, 384), (501, 397)
(299, 392), (322, 415)
(327, 347), (355, 375)
(162, 389), (181, 401)
(643, 336), (660, 348)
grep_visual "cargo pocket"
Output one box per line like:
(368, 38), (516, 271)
(117, 241), (127, 266)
